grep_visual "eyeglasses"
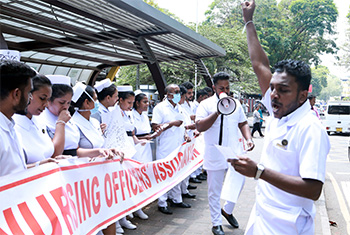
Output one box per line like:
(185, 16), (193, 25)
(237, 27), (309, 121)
(168, 91), (180, 95)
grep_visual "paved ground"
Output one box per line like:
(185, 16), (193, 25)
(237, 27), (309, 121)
(123, 134), (331, 235)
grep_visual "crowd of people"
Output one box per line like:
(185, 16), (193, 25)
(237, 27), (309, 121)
(0, 1), (331, 235)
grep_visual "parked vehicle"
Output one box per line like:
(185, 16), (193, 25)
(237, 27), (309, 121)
(323, 101), (350, 135)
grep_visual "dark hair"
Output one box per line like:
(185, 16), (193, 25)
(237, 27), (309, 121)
(307, 94), (316, 100)
(50, 84), (73, 101)
(181, 81), (194, 90)
(179, 85), (187, 96)
(96, 84), (117, 101)
(118, 90), (135, 100)
(0, 60), (36, 100)
(273, 59), (311, 91)
(212, 72), (230, 85)
(71, 85), (95, 109)
(196, 89), (208, 100)
(31, 74), (52, 93)
(203, 86), (213, 95)
(133, 93), (147, 110)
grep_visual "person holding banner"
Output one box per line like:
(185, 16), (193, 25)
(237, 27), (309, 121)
(195, 72), (254, 235)
(227, 1), (330, 234)
(151, 84), (191, 215)
(13, 74), (70, 164)
(0, 60), (37, 176)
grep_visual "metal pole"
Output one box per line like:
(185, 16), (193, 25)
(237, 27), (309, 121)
(136, 64), (140, 89)
(194, 0), (199, 99)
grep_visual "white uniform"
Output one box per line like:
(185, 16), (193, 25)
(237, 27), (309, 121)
(151, 99), (186, 206)
(71, 112), (104, 149)
(191, 100), (199, 114)
(0, 112), (27, 176)
(13, 114), (54, 163)
(132, 109), (153, 163)
(245, 88), (330, 235)
(39, 109), (80, 153)
(196, 95), (246, 226)
(121, 109), (136, 154)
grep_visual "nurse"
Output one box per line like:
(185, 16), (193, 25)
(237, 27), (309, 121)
(13, 74), (68, 164)
(70, 82), (123, 235)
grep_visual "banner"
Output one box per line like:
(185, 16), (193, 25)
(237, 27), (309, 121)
(0, 139), (203, 235)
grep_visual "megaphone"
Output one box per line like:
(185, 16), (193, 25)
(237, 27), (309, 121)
(217, 92), (236, 115)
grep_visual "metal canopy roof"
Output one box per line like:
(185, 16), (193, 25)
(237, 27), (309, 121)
(0, 0), (225, 95)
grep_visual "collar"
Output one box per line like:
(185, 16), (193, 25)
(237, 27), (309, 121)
(13, 114), (34, 131)
(0, 111), (14, 133)
(165, 98), (178, 110)
(277, 100), (311, 127)
(99, 103), (109, 113)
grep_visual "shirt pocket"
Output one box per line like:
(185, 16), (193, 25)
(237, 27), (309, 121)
(269, 141), (298, 175)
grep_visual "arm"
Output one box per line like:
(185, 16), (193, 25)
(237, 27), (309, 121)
(228, 157), (323, 200)
(195, 111), (220, 132)
(51, 110), (71, 157)
(238, 121), (254, 151)
(242, 0), (272, 94)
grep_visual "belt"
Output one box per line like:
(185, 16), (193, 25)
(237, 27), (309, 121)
(126, 131), (133, 137)
(63, 149), (77, 156)
(135, 133), (150, 137)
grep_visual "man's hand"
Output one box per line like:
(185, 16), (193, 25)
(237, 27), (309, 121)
(246, 139), (255, 151)
(228, 156), (257, 178)
(241, 0), (256, 23)
(170, 120), (183, 127)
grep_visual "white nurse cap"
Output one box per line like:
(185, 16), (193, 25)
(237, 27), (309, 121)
(71, 82), (87, 103)
(46, 75), (71, 86)
(134, 89), (142, 96)
(94, 79), (112, 93)
(117, 85), (133, 92)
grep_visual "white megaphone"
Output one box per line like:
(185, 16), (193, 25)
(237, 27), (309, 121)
(217, 92), (236, 115)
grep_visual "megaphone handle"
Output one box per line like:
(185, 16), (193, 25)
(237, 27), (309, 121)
(218, 115), (224, 145)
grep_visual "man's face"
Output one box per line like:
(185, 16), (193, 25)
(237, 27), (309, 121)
(213, 80), (230, 97)
(309, 97), (316, 107)
(198, 94), (208, 103)
(270, 72), (307, 119)
(15, 78), (33, 115)
(185, 88), (194, 101)
(167, 85), (180, 102)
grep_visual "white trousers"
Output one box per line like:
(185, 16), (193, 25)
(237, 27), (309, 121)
(207, 169), (226, 226)
(180, 176), (190, 194)
(158, 183), (182, 207)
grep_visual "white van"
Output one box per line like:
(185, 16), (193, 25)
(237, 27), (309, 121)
(323, 101), (350, 135)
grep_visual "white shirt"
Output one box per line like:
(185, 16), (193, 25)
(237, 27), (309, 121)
(132, 109), (151, 135)
(249, 88), (330, 234)
(39, 109), (80, 151)
(13, 114), (54, 163)
(0, 112), (27, 176)
(71, 112), (104, 149)
(152, 99), (186, 159)
(196, 95), (246, 170)
(191, 100), (199, 114)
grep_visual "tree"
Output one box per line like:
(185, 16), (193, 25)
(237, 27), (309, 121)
(311, 65), (329, 96)
(318, 75), (343, 101)
(339, 6), (350, 71)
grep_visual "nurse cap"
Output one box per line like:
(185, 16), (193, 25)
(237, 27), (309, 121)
(134, 89), (142, 96)
(117, 85), (133, 92)
(71, 82), (87, 103)
(94, 79), (112, 93)
(46, 75), (71, 86)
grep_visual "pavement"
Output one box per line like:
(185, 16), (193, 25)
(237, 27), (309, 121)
(122, 132), (332, 235)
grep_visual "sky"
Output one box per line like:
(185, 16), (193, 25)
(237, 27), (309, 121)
(155, 0), (350, 80)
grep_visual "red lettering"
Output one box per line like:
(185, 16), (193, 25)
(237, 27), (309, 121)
(152, 164), (161, 183)
(74, 182), (82, 224)
(124, 170), (133, 198)
(141, 165), (152, 188)
(157, 163), (166, 181)
(65, 184), (78, 230)
(127, 169), (138, 196)
(112, 171), (119, 204)
(119, 170), (126, 201)
(80, 180), (91, 221)
(91, 176), (101, 214)
(104, 174), (113, 207)
(3, 208), (24, 235)
(163, 161), (174, 177)
(0, 227), (8, 235)
(18, 202), (44, 235)
(134, 168), (146, 192)
(36, 195), (63, 234)
(50, 187), (76, 234)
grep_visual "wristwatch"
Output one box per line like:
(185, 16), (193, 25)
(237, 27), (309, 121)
(254, 163), (265, 180)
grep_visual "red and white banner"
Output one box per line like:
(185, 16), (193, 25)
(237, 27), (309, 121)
(0, 138), (203, 235)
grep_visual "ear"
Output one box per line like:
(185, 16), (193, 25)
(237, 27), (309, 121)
(298, 90), (308, 104)
(11, 88), (21, 105)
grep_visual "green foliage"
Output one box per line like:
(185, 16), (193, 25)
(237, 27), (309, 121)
(311, 65), (329, 96)
(318, 75), (343, 101)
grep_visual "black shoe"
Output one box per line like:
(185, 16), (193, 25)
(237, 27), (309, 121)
(221, 209), (239, 228)
(182, 192), (196, 198)
(169, 201), (191, 208)
(260, 134), (264, 137)
(187, 184), (197, 190)
(197, 174), (207, 181)
(158, 206), (173, 215)
(189, 177), (202, 184)
(212, 225), (225, 235)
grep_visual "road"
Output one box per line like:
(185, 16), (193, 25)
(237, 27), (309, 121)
(324, 133), (350, 235)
